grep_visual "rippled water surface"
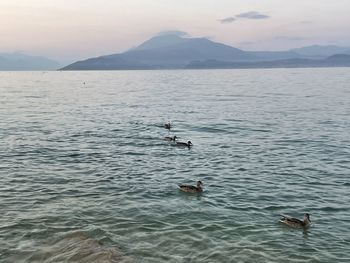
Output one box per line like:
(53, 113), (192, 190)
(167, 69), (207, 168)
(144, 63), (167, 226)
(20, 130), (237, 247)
(1, 69), (350, 262)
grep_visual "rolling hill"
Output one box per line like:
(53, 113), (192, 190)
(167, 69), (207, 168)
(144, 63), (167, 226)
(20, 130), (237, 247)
(0, 52), (60, 70)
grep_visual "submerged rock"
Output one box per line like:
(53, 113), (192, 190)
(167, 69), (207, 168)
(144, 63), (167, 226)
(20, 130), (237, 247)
(20, 231), (133, 263)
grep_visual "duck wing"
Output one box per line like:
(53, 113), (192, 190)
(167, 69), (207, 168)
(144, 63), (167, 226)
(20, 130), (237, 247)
(179, 184), (195, 190)
(280, 215), (303, 224)
(178, 184), (199, 192)
(176, 142), (190, 147)
(287, 217), (303, 224)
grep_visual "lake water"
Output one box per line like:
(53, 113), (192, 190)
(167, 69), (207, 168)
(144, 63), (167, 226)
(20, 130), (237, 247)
(0, 69), (349, 263)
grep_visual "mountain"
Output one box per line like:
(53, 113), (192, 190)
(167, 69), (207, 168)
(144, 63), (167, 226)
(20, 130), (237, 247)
(249, 51), (304, 61)
(62, 56), (151, 70)
(325, 54), (350, 63)
(291, 45), (350, 58)
(186, 54), (350, 69)
(0, 52), (60, 70)
(61, 35), (254, 70)
(61, 35), (350, 70)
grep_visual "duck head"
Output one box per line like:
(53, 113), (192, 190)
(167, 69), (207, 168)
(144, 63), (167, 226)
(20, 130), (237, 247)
(187, 141), (193, 146)
(197, 181), (203, 188)
(304, 213), (311, 223)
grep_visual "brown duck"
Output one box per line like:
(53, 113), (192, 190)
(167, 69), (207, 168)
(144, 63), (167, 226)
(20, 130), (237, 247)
(176, 141), (192, 148)
(280, 213), (311, 228)
(164, 122), (171, 131)
(178, 181), (203, 193)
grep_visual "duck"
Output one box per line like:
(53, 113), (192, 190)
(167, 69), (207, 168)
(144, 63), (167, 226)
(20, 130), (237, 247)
(164, 135), (177, 141)
(176, 141), (192, 148)
(164, 122), (171, 131)
(279, 213), (311, 228)
(178, 181), (203, 193)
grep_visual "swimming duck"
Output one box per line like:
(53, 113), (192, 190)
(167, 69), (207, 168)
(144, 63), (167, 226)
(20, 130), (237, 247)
(178, 181), (203, 193)
(164, 135), (177, 141)
(280, 213), (311, 228)
(164, 122), (171, 131)
(176, 141), (192, 148)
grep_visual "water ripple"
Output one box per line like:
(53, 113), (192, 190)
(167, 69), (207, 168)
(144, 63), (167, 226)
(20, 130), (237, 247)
(1, 69), (350, 262)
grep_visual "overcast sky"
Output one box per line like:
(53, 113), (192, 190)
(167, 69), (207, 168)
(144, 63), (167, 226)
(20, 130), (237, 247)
(1, 0), (349, 63)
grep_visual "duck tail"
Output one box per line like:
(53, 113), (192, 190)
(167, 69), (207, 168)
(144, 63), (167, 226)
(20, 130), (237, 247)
(280, 214), (287, 221)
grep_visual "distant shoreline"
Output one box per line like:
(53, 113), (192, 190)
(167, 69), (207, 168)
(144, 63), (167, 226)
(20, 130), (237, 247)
(59, 65), (350, 71)
(2, 65), (350, 72)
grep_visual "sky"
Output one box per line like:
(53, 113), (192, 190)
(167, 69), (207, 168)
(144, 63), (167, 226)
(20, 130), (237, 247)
(1, 0), (350, 64)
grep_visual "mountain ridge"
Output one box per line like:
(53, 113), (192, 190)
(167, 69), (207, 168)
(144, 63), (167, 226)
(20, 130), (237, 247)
(0, 52), (60, 70)
(60, 35), (350, 70)
(186, 54), (350, 69)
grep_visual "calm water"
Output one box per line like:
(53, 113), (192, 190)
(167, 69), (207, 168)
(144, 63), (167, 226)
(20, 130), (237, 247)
(1, 69), (349, 263)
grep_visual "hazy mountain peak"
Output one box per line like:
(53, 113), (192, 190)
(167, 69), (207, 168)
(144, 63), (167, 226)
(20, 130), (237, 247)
(134, 34), (189, 51)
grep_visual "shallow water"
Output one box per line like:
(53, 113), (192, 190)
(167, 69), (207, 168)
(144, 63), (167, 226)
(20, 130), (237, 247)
(0, 69), (350, 262)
